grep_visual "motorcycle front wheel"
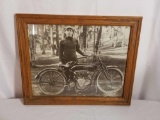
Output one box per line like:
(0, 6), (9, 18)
(38, 70), (66, 95)
(96, 68), (124, 94)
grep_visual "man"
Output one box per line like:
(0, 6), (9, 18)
(59, 26), (87, 83)
(59, 26), (87, 64)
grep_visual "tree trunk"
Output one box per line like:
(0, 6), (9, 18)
(29, 34), (36, 66)
(82, 26), (87, 52)
(93, 27), (96, 52)
(56, 25), (59, 56)
(95, 26), (102, 53)
(42, 34), (46, 54)
(50, 25), (55, 55)
(42, 27), (49, 55)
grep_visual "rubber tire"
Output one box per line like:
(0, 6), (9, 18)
(96, 68), (124, 94)
(38, 70), (66, 95)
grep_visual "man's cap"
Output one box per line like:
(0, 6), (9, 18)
(64, 26), (75, 32)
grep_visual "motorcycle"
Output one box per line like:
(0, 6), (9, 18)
(35, 53), (124, 95)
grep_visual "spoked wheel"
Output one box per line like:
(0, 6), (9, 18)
(38, 70), (66, 95)
(97, 68), (124, 94)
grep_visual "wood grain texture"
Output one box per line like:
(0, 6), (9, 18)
(15, 14), (142, 105)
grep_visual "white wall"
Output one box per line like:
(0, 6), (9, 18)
(0, 0), (160, 101)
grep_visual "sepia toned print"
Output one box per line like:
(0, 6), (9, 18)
(28, 24), (130, 97)
(16, 14), (142, 105)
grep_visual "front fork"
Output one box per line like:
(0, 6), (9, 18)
(101, 64), (119, 81)
(96, 64), (118, 82)
(101, 64), (109, 80)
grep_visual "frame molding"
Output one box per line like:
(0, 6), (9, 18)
(16, 14), (142, 105)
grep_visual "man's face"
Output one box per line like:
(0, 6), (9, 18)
(65, 28), (74, 37)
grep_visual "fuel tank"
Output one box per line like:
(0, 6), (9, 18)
(71, 63), (97, 71)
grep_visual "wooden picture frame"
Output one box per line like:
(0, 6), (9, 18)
(16, 14), (142, 105)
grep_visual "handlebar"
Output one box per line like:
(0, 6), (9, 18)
(59, 53), (103, 68)
(77, 55), (91, 59)
(77, 54), (102, 63)
(77, 54), (100, 59)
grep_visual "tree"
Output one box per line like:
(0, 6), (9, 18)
(82, 26), (87, 52)
(49, 25), (57, 55)
(28, 34), (36, 66)
(42, 31), (49, 54)
(55, 25), (59, 56)
(95, 26), (102, 53)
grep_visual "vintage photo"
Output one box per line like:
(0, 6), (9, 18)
(16, 14), (142, 105)
(28, 24), (130, 97)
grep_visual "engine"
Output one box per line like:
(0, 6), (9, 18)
(74, 70), (92, 90)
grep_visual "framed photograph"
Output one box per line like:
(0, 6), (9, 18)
(16, 14), (142, 105)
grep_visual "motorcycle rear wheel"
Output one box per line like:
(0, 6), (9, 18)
(97, 68), (124, 94)
(38, 70), (66, 95)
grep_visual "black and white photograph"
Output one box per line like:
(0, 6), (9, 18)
(28, 24), (130, 97)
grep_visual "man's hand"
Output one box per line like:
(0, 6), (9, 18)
(83, 53), (88, 57)
(58, 62), (63, 66)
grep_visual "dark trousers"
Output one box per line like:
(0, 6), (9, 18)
(62, 59), (77, 82)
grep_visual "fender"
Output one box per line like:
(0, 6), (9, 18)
(35, 68), (64, 80)
(101, 62), (118, 69)
(106, 65), (118, 68)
